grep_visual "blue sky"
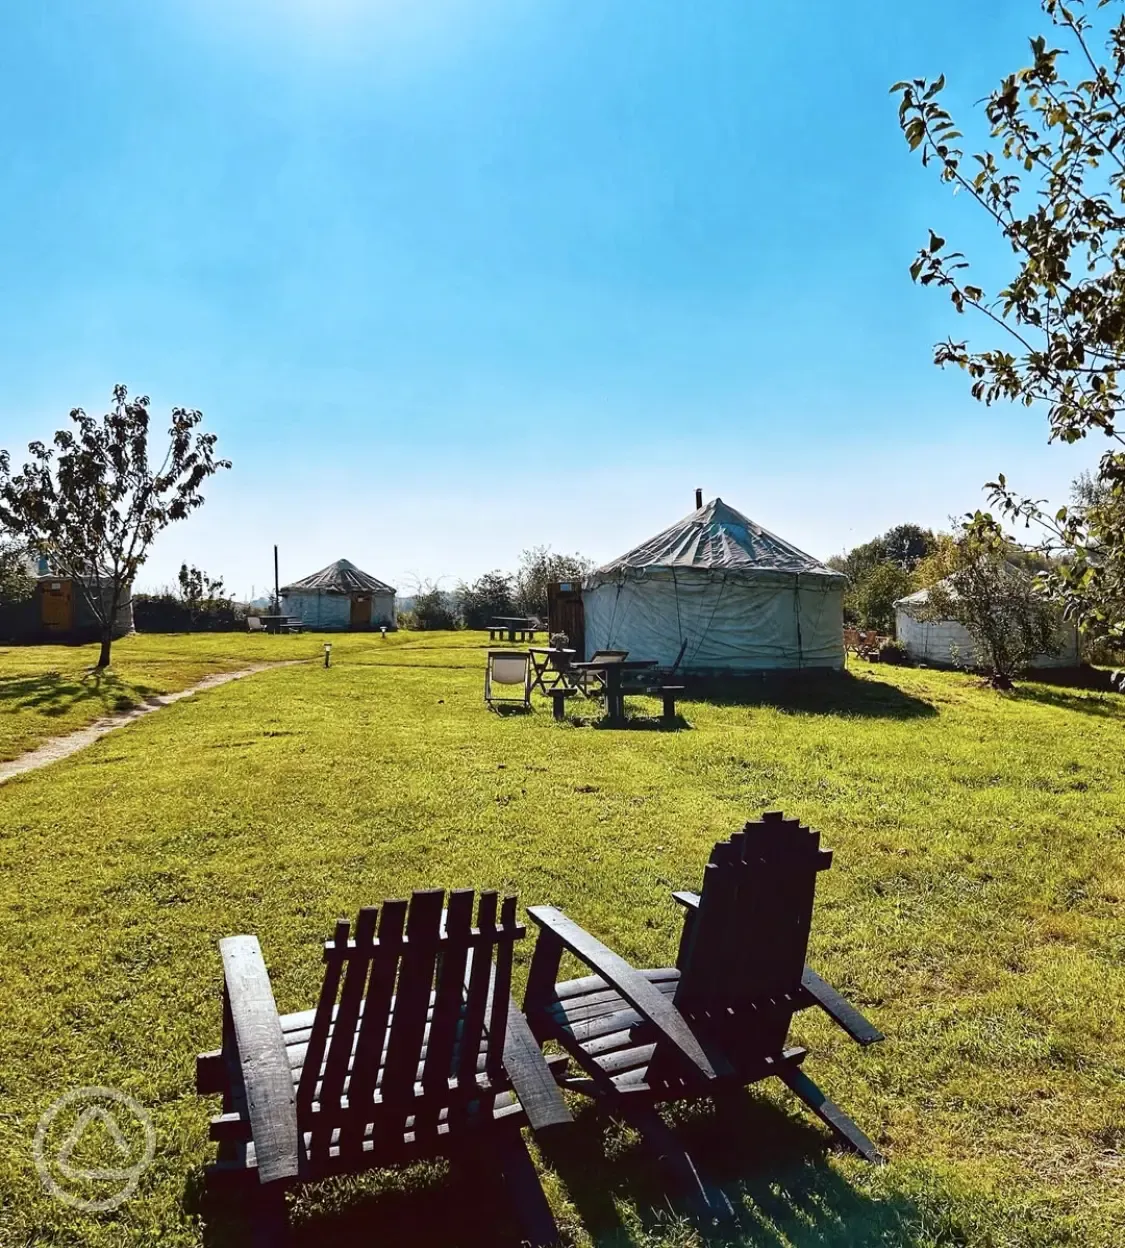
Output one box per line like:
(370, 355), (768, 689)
(0, 0), (1099, 596)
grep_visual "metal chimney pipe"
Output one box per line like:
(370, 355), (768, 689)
(695, 488), (703, 509)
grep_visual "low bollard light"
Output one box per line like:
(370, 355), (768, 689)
(324, 642), (332, 668)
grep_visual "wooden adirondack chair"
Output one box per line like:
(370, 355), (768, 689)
(522, 813), (884, 1216)
(196, 889), (572, 1246)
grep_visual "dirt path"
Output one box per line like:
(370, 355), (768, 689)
(0, 662), (299, 786)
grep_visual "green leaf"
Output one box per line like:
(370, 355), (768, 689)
(929, 231), (946, 253)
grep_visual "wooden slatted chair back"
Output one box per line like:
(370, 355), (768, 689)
(297, 888), (524, 1168)
(674, 812), (832, 1013)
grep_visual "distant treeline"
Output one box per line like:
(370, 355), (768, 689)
(132, 592), (244, 632)
(134, 564), (245, 632)
(401, 546), (592, 631)
(830, 522), (1054, 634)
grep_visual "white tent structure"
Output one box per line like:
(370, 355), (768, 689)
(582, 497), (846, 670)
(894, 581), (1079, 669)
(280, 558), (396, 631)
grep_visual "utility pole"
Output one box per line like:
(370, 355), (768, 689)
(274, 545), (280, 615)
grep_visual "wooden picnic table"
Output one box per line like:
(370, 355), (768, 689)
(569, 658), (658, 725)
(489, 617), (541, 643)
(258, 614), (306, 634)
(528, 647), (576, 694)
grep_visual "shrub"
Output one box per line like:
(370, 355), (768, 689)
(455, 571), (514, 630)
(852, 563), (917, 634)
(133, 592), (243, 632)
(513, 546), (594, 619)
(877, 638), (910, 665)
(411, 585), (457, 631)
(925, 515), (1061, 688)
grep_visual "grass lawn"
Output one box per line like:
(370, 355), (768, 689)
(0, 632), (328, 761)
(0, 631), (1123, 1246)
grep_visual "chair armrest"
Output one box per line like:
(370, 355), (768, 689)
(500, 997), (573, 1133)
(671, 891), (700, 911)
(526, 906), (728, 1081)
(801, 967), (884, 1046)
(219, 936), (300, 1183)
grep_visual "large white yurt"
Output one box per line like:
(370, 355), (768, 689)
(280, 558), (396, 631)
(894, 581), (1079, 668)
(581, 497), (846, 670)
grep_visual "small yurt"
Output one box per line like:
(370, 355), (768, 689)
(36, 559), (133, 641)
(280, 558), (396, 631)
(581, 496), (846, 670)
(894, 580), (1079, 668)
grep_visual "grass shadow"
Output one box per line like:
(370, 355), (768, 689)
(0, 670), (156, 718)
(1011, 683), (1125, 719)
(188, 1093), (917, 1248)
(543, 1093), (922, 1246)
(590, 713), (691, 732)
(191, 1155), (532, 1248)
(691, 671), (936, 720)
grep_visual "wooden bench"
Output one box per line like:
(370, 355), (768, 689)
(648, 683), (684, 725)
(619, 675), (684, 725)
(259, 615), (306, 634)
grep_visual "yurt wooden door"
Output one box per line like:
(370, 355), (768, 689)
(40, 580), (73, 632)
(349, 595), (370, 628)
(546, 581), (585, 657)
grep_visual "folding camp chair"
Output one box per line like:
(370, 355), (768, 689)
(485, 650), (532, 709)
(522, 812), (885, 1217)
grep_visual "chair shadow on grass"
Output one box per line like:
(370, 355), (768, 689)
(542, 1093), (922, 1247)
(189, 1155), (543, 1248)
(0, 670), (155, 718)
(189, 1094), (919, 1248)
(691, 671), (937, 721)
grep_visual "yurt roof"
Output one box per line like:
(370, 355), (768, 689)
(895, 585), (934, 610)
(280, 558), (396, 595)
(589, 497), (845, 585)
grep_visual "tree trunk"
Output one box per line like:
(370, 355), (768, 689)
(96, 628), (113, 669)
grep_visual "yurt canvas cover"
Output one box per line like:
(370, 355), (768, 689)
(582, 498), (846, 670)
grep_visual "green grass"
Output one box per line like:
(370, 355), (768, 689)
(0, 632), (423, 760)
(0, 631), (1123, 1246)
